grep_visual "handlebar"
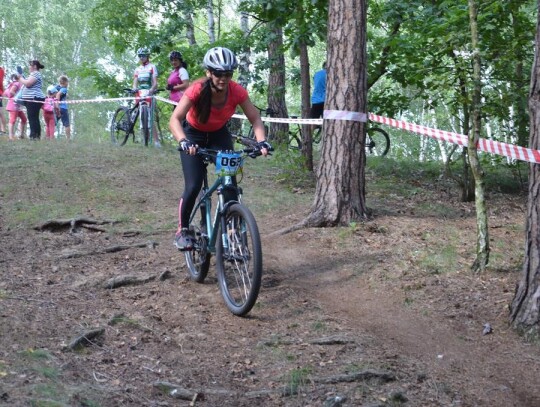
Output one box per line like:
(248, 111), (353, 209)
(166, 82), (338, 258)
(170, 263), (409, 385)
(180, 135), (273, 159)
(122, 88), (165, 95)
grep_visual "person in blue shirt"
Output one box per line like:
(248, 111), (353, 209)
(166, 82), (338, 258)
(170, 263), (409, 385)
(309, 61), (326, 119)
(55, 75), (71, 140)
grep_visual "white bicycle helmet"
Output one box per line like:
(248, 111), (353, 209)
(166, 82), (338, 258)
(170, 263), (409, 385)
(47, 85), (57, 94)
(203, 47), (238, 71)
(137, 47), (150, 57)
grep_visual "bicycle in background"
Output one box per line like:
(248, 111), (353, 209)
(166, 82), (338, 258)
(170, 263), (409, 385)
(295, 121), (390, 156)
(244, 106), (390, 156)
(182, 135), (272, 316)
(110, 88), (163, 146)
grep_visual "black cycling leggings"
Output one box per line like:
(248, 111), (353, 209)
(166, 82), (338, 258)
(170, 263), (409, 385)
(25, 98), (44, 139)
(177, 122), (234, 229)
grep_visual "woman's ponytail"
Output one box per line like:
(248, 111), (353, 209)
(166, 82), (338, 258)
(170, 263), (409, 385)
(195, 79), (212, 124)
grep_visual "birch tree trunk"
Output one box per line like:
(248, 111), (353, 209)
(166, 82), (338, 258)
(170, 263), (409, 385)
(510, 0), (540, 338)
(468, 0), (490, 272)
(207, 0), (215, 43)
(267, 25), (289, 144)
(305, 0), (369, 227)
(184, 7), (196, 46)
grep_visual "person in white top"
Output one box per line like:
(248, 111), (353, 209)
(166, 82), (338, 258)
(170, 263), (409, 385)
(132, 47), (160, 147)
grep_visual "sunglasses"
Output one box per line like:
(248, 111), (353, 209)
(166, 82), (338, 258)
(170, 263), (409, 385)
(211, 70), (233, 78)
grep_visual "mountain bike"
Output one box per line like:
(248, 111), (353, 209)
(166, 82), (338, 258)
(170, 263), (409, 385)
(110, 88), (163, 146)
(182, 135), (272, 316)
(297, 122), (390, 156)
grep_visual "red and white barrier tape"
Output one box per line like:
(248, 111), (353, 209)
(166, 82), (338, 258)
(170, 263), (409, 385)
(4, 93), (537, 163)
(369, 113), (540, 164)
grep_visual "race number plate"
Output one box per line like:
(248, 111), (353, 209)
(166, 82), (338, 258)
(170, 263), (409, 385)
(215, 152), (243, 176)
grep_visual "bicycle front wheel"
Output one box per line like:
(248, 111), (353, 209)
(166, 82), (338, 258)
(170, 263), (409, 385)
(140, 105), (150, 146)
(216, 203), (262, 316)
(366, 127), (390, 156)
(110, 107), (131, 146)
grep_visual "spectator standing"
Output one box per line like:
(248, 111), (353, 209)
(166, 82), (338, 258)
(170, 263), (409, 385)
(19, 60), (45, 140)
(309, 61), (326, 119)
(43, 85), (58, 140)
(0, 64), (7, 133)
(167, 51), (190, 103)
(133, 47), (160, 147)
(4, 74), (27, 140)
(55, 75), (71, 140)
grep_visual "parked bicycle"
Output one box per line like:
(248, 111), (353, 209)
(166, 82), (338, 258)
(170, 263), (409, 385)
(182, 135), (272, 316)
(292, 121), (390, 156)
(243, 106), (390, 156)
(110, 88), (163, 146)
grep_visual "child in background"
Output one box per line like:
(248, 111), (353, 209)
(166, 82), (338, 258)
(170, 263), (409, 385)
(5, 73), (27, 140)
(55, 75), (71, 140)
(43, 85), (58, 140)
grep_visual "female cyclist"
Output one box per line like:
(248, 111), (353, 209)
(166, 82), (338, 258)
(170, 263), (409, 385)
(169, 47), (271, 250)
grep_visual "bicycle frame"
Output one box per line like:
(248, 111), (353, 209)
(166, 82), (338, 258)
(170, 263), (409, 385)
(189, 169), (240, 254)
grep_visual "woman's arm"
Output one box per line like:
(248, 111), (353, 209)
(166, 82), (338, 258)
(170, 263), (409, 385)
(169, 95), (192, 142)
(19, 75), (36, 87)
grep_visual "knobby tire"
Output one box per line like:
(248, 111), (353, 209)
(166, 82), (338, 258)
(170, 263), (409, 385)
(140, 105), (150, 146)
(366, 127), (390, 156)
(216, 203), (262, 316)
(110, 107), (131, 146)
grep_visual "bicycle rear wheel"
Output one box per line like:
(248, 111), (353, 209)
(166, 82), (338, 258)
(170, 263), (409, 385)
(110, 107), (131, 146)
(185, 198), (211, 283)
(366, 127), (390, 156)
(140, 104), (150, 146)
(216, 203), (262, 316)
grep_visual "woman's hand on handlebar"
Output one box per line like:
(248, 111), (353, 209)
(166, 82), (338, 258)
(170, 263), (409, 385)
(178, 139), (198, 155)
(257, 140), (272, 157)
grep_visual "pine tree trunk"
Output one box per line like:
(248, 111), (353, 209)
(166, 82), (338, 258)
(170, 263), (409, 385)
(468, 0), (490, 273)
(305, 0), (369, 227)
(267, 25), (289, 144)
(510, 0), (540, 338)
(299, 42), (313, 172)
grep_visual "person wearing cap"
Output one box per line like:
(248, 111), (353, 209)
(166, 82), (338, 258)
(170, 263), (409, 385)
(19, 60), (45, 140)
(167, 50), (190, 103)
(169, 47), (271, 251)
(133, 47), (160, 147)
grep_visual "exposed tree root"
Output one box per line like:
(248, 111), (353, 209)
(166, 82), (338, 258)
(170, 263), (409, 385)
(104, 273), (157, 289)
(59, 240), (158, 259)
(35, 216), (116, 233)
(66, 327), (105, 350)
(154, 369), (394, 401)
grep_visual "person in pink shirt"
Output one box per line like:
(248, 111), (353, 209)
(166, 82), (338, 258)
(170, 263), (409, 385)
(4, 74), (27, 140)
(167, 51), (190, 103)
(42, 86), (58, 140)
(0, 65), (6, 134)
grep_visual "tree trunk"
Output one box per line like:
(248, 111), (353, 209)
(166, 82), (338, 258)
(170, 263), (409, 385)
(207, 0), (215, 43)
(267, 25), (289, 144)
(237, 12), (250, 89)
(510, 0), (540, 338)
(468, 0), (490, 273)
(299, 42), (313, 172)
(510, 0), (529, 147)
(184, 7), (196, 46)
(305, 0), (369, 227)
